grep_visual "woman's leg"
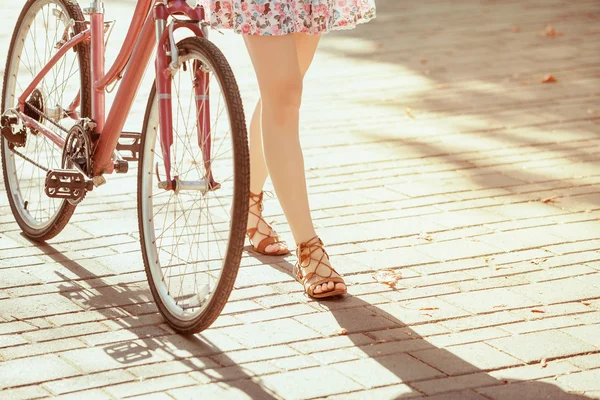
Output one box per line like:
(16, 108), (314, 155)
(245, 33), (321, 254)
(244, 33), (345, 295)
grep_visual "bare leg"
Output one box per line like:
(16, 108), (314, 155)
(244, 33), (345, 295)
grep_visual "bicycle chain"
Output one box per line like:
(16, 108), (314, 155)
(11, 148), (49, 173)
(24, 101), (69, 134)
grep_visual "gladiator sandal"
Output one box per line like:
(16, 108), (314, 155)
(246, 191), (289, 255)
(294, 236), (347, 298)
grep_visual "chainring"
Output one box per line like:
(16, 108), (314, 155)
(62, 123), (93, 204)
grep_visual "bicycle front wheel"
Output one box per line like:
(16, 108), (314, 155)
(138, 37), (249, 333)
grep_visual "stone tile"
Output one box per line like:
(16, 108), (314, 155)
(489, 360), (579, 383)
(289, 334), (373, 354)
(105, 373), (197, 398)
(0, 338), (86, 360)
(476, 380), (590, 400)
(412, 373), (500, 396)
(567, 353), (600, 370)
(333, 354), (444, 388)
(0, 354), (81, 389)
(294, 307), (400, 336)
(510, 278), (600, 305)
(168, 380), (267, 400)
(411, 342), (523, 375)
(326, 384), (419, 400)
(260, 366), (363, 399)
(441, 288), (540, 314)
(370, 298), (470, 325)
(0, 294), (84, 320)
(220, 319), (321, 348)
(487, 331), (597, 363)
(43, 370), (136, 395)
(427, 327), (511, 348)
(0, 385), (52, 400)
(561, 324), (600, 347)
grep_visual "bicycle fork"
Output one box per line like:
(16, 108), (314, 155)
(154, 1), (218, 193)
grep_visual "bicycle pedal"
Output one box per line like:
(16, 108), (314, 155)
(45, 169), (93, 201)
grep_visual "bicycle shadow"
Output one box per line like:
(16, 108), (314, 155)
(20, 235), (594, 399)
(30, 239), (280, 399)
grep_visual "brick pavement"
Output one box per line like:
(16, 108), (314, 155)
(1, 0), (600, 398)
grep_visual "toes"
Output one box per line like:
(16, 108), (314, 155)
(335, 283), (346, 292)
(314, 284), (323, 294)
(327, 281), (335, 291)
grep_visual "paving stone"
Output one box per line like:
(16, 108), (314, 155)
(489, 360), (579, 383)
(289, 334), (373, 355)
(510, 278), (600, 305)
(43, 370), (136, 396)
(487, 331), (597, 363)
(210, 345), (299, 367)
(411, 342), (523, 375)
(259, 366), (364, 399)
(0, 294), (84, 320)
(441, 288), (540, 314)
(294, 307), (400, 336)
(412, 373), (500, 396)
(220, 319), (321, 348)
(561, 325), (600, 348)
(427, 327), (511, 348)
(0, 354), (81, 389)
(0, 338), (86, 361)
(22, 322), (109, 343)
(167, 380), (266, 400)
(0, 385), (52, 400)
(567, 353), (600, 370)
(371, 297), (470, 325)
(336, 354), (445, 388)
(105, 373), (198, 398)
(476, 380), (592, 400)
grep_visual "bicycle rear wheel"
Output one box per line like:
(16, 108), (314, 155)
(138, 37), (249, 333)
(1, 0), (90, 240)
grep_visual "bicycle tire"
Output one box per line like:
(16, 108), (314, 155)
(137, 37), (249, 333)
(1, 0), (91, 241)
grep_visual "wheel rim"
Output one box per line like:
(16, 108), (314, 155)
(3, 0), (84, 230)
(140, 49), (239, 321)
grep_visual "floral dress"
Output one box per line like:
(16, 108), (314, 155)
(200, 0), (376, 36)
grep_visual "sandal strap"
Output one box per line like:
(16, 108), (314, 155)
(247, 191), (286, 252)
(295, 236), (343, 294)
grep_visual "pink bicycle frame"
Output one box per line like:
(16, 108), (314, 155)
(15, 0), (209, 182)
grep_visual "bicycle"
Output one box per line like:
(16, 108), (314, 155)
(0, 0), (250, 333)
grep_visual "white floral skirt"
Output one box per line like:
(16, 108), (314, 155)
(199, 0), (376, 36)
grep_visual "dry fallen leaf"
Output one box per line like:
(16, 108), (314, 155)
(419, 231), (434, 242)
(583, 302), (591, 306)
(420, 58), (428, 64)
(531, 258), (547, 265)
(337, 329), (348, 336)
(542, 74), (557, 83)
(420, 307), (439, 311)
(531, 309), (545, 313)
(405, 107), (417, 119)
(372, 269), (402, 288)
(512, 26), (520, 33)
(541, 196), (559, 203)
(484, 256), (495, 263)
(493, 304), (507, 308)
(541, 24), (563, 37)
(541, 358), (548, 368)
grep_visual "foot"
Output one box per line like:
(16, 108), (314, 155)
(247, 191), (289, 255)
(295, 236), (347, 298)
